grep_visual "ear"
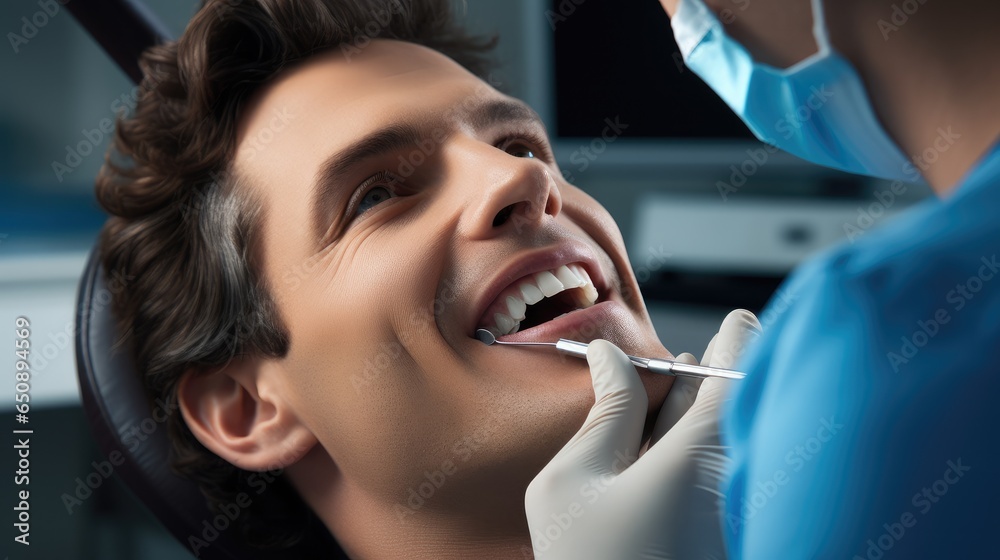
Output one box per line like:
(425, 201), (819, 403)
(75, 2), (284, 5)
(177, 355), (317, 472)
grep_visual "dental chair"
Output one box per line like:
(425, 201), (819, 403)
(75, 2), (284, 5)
(71, 1), (347, 557)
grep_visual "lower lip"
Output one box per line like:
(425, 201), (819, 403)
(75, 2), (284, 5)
(495, 300), (620, 344)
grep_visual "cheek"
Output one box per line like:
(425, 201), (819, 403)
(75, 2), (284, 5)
(283, 267), (429, 423)
(281, 337), (451, 499)
(282, 228), (439, 369)
(558, 184), (627, 248)
(284, 355), (558, 506)
(272, 250), (457, 496)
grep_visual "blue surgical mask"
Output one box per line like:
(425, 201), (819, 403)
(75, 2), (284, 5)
(671, 0), (918, 182)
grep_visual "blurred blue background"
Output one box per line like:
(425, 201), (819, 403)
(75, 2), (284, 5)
(0, 0), (931, 558)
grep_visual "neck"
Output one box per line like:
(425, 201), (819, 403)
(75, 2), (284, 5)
(290, 451), (535, 559)
(839, 0), (1000, 194)
(328, 482), (534, 559)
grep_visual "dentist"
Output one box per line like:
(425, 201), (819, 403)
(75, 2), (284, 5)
(526, 0), (999, 557)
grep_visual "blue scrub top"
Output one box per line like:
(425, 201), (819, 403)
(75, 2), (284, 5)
(722, 140), (1000, 559)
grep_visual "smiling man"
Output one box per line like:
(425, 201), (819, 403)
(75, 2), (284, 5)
(96, 0), (679, 558)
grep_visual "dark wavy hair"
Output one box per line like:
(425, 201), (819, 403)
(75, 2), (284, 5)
(95, 0), (496, 550)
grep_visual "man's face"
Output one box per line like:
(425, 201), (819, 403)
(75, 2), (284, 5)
(234, 39), (674, 519)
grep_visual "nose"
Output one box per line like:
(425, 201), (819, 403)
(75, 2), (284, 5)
(459, 147), (563, 240)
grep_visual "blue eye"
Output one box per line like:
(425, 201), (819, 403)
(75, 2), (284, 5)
(352, 172), (398, 219)
(356, 185), (394, 215)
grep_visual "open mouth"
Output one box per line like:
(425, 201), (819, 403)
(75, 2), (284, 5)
(476, 263), (600, 337)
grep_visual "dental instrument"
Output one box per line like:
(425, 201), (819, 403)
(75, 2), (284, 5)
(475, 329), (746, 380)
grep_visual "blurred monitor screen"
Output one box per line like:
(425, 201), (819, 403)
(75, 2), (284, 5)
(551, 0), (757, 140)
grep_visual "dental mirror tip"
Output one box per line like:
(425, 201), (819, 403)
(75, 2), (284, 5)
(477, 329), (556, 348)
(475, 329), (497, 345)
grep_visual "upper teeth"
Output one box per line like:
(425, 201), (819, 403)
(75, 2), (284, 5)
(486, 263), (599, 336)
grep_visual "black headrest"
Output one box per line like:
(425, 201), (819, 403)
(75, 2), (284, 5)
(74, 244), (346, 559)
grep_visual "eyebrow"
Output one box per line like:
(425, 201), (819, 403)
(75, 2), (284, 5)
(310, 98), (545, 248)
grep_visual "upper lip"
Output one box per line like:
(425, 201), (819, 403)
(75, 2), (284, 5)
(468, 241), (610, 337)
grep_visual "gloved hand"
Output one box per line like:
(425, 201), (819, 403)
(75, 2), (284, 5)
(524, 309), (762, 560)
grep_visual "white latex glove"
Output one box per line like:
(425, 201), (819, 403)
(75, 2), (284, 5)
(525, 309), (762, 560)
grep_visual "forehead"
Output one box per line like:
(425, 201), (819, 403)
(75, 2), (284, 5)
(234, 39), (491, 158)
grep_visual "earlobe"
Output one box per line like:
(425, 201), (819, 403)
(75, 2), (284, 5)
(177, 357), (317, 472)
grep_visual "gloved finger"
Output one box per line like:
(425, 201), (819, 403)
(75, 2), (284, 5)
(695, 309), (762, 405)
(707, 309), (760, 369)
(543, 339), (648, 478)
(699, 331), (719, 366)
(649, 315), (726, 446)
(649, 352), (701, 445)
(636, 310), (761, 474)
